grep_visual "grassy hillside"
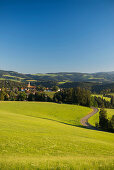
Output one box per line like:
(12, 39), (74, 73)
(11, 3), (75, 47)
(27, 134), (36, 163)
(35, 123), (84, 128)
(89, 108), (114, 126)
(0, 102), (92, 126)
(0, 102), (114, 169)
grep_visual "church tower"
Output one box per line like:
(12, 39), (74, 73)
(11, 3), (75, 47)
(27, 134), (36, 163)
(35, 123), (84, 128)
(28, 82), (31, 88)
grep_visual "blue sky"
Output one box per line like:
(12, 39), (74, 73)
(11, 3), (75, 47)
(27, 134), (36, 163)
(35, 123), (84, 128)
(0, 0), (114, 73)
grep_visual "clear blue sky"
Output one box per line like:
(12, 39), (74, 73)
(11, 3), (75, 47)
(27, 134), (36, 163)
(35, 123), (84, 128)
(0, 0), (114, 73)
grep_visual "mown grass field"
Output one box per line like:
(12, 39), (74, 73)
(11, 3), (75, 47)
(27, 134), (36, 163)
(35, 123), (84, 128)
(0, 102), (114, 169)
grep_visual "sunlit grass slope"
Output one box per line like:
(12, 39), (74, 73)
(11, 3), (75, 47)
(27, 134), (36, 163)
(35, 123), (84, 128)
(0, 102), (114, 169)
(89, 108), (114, 126)
(0, 102), (92, 126)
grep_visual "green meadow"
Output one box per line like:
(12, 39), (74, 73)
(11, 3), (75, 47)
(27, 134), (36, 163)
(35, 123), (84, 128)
(108, 93), (114, 96)
(92, 94), (111, 102)
(0, 102), (114, 169)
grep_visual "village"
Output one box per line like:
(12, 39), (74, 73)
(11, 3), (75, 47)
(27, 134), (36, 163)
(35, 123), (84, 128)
(20, 82), (60, 93)
(0, 81), (61, 101)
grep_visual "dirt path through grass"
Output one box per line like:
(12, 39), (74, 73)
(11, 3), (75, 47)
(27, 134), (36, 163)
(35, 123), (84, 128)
(80, 107), (99, 130)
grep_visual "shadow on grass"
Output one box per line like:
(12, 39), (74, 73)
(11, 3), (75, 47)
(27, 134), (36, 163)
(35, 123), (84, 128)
(25, 114), (105, 132)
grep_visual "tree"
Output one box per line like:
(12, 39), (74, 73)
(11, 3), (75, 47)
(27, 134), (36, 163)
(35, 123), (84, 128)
(99, 108), (108, 130)
(52, 86), (59, 92)
(111, 96), (114, 107)
(0, 88), (6, 101)
(0, 91), (5, 101)
(36, 85), (45, 91)
(17, 92), (27, 101)
(4, 93), (9, 101)
(53, 91), (62, 103)
(9, 91), (16, 101)
(74, 87), (91, 106)
(35, 92), (46, 101)
(108, 115), (114, 132)
(28, 93), (35, 101)
(53, 87), (91, 106)
(90, 96), (98, 107)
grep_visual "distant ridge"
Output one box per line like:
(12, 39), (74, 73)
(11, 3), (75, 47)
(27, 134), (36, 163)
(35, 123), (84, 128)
(0, 70), (114, 83)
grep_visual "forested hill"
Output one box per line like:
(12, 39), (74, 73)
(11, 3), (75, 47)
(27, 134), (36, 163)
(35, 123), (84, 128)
(1, 70), (114, 83)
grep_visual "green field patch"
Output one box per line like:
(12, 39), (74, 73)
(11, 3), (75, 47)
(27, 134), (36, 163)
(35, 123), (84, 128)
(58, 81), (66, 84)
(89, 77), (104, 80)
(3, 75), (25, 80)
(26, 80), (37, 82)
(0, 78), (6, 80)
(45, 91), (55, 99)
(92, 94), (111, 102)
(58, 80), (71, 84)
(108, 93), (114, 96)
(32, 74), (58, 77)
(0, 78), (21, 82)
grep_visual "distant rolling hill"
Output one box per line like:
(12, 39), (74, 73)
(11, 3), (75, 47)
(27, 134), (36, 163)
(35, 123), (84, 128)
(1, 70), (114, 83)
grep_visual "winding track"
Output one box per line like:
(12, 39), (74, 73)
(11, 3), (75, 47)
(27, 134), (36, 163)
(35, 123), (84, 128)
(80, 107), (99, 130)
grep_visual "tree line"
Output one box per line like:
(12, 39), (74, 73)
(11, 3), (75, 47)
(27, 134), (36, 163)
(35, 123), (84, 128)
(53, 87), (91, 106)
(53, 87), (114, 108)
(0, 87), (114, 109)
(0, 80), (25, 88)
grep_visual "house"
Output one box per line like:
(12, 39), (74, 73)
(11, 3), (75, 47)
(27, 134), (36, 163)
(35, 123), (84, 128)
(21, 88), (25, 92)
